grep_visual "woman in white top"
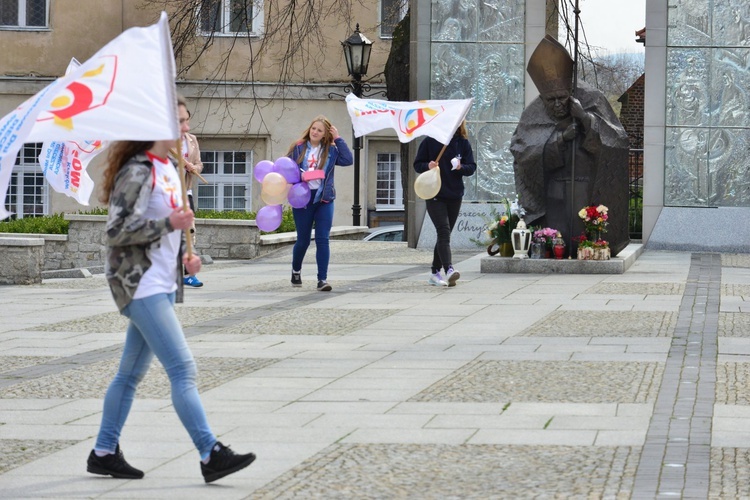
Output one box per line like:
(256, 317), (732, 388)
(88, 140), (255, 483)
(286, 115), (353, 291)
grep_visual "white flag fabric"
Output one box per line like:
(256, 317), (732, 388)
(38, 59), (106, 206)
(38, 139), (106, 206)
(345, 94), (473, 145)
(0, 11), (178, 219)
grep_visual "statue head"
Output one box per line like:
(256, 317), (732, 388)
(527, 35), (574, 121)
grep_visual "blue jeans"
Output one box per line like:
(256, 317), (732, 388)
(292, 195), (334, 281)
(95, 292), (216, 459)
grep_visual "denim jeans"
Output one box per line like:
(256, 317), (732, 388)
(292, 194), (334, 281)
(425, 197), (462, 274)
(95, 292), (216, 459)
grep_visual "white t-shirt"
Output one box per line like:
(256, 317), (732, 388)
(133, 153), (183, 300)
(305, 144), (322, 190)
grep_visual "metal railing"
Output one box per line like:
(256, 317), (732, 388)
(628, 147), (644, 239)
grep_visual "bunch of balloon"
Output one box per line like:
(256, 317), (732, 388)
(253, 157), (312, 232)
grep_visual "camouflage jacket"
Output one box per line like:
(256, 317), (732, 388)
(105, 153), (185, 312)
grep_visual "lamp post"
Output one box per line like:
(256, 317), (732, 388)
(341, 24), (372, 226)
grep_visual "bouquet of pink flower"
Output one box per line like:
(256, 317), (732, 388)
(533, 227), (558, 248)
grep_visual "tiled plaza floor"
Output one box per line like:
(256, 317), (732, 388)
(0, 242), (749, 498)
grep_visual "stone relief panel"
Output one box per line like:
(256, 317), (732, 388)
(465, 123), (518, 201)
(478, 0), (524, 42)
(666, 48), (710, 127)
(470, 44), (525, 122)
(713, 2), (750, 46)
(668, 0), (711, 46)
(709, 59), (749, 127)
(432, 0), (478, 42)
(665, 1), (750, 207)
(665, 126), (750, 207)
(430, 1), (526, 202)
(431, 43), (476, 100)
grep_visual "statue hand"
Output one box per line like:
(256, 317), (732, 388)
(562, 123), (577, 141)
(569, 97), (586, 121)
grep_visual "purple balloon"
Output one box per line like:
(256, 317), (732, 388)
(287, 182), (311, 208)
(256, 204), (282, 232)
(253, 160), (275, 183)
(274, 156), (301, 184)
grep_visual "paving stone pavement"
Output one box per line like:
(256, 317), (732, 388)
(0, 242), (749, 499)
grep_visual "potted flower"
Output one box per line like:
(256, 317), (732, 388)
(485, 197), (525, 257)
(532, 227), (558, 258)
(576, 234), (611, 260)
(577, 204), (611, 260)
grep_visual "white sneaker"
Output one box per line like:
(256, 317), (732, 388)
(446, 267), (460, 287)
(428, 272), (448, 287)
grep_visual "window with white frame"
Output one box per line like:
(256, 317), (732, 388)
(375, 152), (403, 208)
(380, 0), (407, 38)
(0, 0), (48, 28)
(198, 149), (253, 212)
(199, 0), (263, 36)
(4, 143), (48, 219)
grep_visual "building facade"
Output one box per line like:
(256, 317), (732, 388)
(0, 0), (405, 228)
(5, 0), (743, 253)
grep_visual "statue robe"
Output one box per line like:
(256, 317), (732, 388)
(510, 81), (631, 256)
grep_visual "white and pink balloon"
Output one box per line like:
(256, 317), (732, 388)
(254, 157), (312, 231)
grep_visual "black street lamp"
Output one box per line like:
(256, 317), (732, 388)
(341, 24), (372, 227)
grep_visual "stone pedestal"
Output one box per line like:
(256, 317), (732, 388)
(480, 243), (643, 275)
(0, 238), (44, 284)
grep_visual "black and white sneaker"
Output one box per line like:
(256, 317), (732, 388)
(317, 280), (332, 292)
(291, 271), (302, 287)
(200, 441), (256, 483)
(87, 445), (144, 479)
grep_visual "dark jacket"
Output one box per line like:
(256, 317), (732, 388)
(413, 135), (477, 200)
(289, 138), (353, 204)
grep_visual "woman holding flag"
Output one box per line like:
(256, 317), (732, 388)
(413, 120), (476, 287)
(88, 139), (256, 483)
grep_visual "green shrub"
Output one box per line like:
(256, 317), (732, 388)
(0, 207), (296, 235)
(0, 213), (69, 234)
(196, 208), (296, 234)
(195, 210), (253, 220)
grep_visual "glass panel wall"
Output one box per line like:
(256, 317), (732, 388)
(430, 0), (525, 202)
(665, 0), (750, 207)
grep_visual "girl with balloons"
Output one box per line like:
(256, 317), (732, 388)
(287, 115), (352, 291)
(413, 120), (476, 287)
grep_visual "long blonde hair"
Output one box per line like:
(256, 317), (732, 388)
(99, 141), (154, 204)
(286, 115), (333, 170)
(454, 120), (468, 139)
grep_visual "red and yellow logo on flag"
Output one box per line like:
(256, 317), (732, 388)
(37, 56), (118, 131)
(397, 104), (445, 139)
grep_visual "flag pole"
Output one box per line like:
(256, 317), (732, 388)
(175, 138), (193, 258)
(569, 0), (580, 257)
(434, 144), (448, 163)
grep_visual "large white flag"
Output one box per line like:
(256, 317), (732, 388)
(0, 12), (178, 219)
(345, 94), (473, 145)
(38, 59), (105, 206)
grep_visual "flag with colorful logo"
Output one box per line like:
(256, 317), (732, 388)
(38, 139), (106, 206)
(0, 12), (178, 219)
(37, 59), (106, 206)
(345, 94), (473, 145)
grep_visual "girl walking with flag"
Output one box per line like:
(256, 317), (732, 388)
(413, 120), (476, 287)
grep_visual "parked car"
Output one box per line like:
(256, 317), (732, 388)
(363, 224), (404, 242)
